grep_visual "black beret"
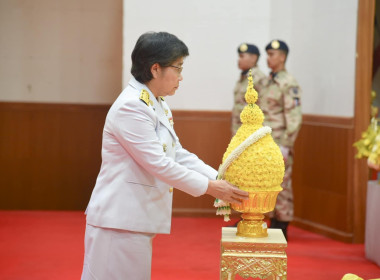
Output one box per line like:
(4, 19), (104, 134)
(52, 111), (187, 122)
(265, 40), (289, 53)
(238, 43), (260, 56)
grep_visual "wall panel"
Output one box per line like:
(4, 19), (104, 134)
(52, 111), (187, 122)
(0, 102), (109, 210)
(1, 105), (365, 242)
(170, 110), (232, 216)
(292, 115), (355, 242)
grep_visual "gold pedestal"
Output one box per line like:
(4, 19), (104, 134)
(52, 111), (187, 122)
(220, 227), (287, 280)
(232, 190), (281, 238)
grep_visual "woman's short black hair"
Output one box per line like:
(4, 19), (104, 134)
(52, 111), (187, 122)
(131, 32), (189, 83)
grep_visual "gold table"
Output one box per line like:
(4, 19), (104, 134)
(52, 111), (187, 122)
(220, 227), (287, 279)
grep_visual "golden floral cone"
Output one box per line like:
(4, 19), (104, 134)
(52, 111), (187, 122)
(221, 70), (285, 237)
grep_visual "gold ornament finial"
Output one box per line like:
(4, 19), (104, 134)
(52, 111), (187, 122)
(245, 69), (258, 105)
(239, 70), (263, 126)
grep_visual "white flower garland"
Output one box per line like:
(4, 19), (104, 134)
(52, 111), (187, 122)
(214, 126), (272, 221)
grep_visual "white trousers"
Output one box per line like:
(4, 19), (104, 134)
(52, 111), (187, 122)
(81, 224), (155, 280)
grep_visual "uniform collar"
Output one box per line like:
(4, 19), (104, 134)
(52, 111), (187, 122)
(128, 77), (147, 92)
(241, 69), (249, 76)
(129, 77), (176, 138)
(241, 66), (259, 76)
(270, 69), (286, 81)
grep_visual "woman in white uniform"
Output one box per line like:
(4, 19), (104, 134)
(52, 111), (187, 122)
(81, 31), (249, 280)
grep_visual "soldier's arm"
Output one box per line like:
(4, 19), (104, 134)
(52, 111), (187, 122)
(282, 86), (302, 148)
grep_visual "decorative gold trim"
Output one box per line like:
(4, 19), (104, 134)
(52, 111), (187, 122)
(220, 228), (288, 280)
(221, 257), (287, 279)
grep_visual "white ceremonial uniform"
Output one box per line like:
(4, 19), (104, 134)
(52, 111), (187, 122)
(81, 77), (217, 280)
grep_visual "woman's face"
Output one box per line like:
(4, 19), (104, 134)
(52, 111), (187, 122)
(155, 57), (184, 97)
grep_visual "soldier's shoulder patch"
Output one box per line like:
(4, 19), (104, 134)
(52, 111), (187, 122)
(290, 87), (299, 95)
(289, 87), (301, 106)
(139, 89), (150, 106)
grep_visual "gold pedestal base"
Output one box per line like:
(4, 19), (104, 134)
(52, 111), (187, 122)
(220, 227), (287, 280)
(231, 190), (281, 238)
(237, 213), (267, 238)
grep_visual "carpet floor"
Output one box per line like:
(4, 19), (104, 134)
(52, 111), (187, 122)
(0, 211), (379, 279)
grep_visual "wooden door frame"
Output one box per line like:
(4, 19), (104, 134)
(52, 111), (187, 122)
(352, 0), (375, 243)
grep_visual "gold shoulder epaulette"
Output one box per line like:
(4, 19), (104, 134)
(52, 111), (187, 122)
(139, 89), (150, 106)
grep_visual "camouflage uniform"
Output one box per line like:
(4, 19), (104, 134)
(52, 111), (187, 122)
(258, 70), (302, 222)
(232, 66), (266, 135)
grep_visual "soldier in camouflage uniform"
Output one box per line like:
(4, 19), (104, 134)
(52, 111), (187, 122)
(232, 43), (266, 135)
(258, 40), (302, 239)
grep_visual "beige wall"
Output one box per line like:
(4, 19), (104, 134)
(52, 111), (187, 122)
(0, 0), (123, 104)
(123, 0), (358, 117)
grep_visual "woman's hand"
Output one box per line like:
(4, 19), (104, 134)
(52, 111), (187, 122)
(206, 180), (249, 204)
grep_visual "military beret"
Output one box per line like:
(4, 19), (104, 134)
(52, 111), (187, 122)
(265, 40), (289, 53)
(238, 43), (260, 56)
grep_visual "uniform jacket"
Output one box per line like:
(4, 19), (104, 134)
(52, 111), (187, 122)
(257, 70), (302, 149)
(86, 77), (218, 234)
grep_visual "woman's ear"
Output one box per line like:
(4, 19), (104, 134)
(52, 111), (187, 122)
(151, 63), (160, 79)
